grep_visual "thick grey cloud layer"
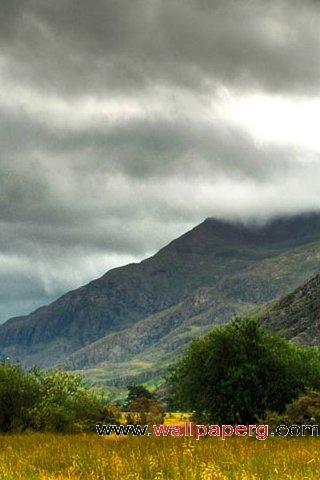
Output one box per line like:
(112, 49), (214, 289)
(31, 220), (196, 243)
(1, 0), (320, 321)
(2, 0), (320, 95)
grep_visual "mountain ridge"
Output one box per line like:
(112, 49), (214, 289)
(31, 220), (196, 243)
(2, 212), (320, 387)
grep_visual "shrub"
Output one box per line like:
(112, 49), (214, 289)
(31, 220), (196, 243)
(266, 390), (320, 427)
(0, 363), (105, 433)
(126, 397), (165, 425)
(28, 369), (103, 432)
(100, 404), (122, 425)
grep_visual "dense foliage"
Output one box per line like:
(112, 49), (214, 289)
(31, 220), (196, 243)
(0, 362), (105, 432)
(126, 397), (165, 424)
(168, 317), (320, 423)
(125, 385), (154, 407)
(0, 362), (39, 432)
(0, 364), (168, 432)
(124, 384), (164, 424)
(266, 390), (320, 427)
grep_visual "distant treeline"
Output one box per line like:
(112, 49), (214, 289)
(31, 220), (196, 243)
(104, 368), (168, 387)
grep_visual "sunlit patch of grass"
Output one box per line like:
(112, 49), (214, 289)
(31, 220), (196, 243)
(0, 433), (319, 479)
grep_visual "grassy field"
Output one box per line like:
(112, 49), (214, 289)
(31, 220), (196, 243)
(0, 433), (319, 480)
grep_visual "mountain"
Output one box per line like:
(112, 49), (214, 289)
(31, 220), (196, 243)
(2, 212), (320, 390)
(260, 273), (320, 346)
(64, 237), (320, 392)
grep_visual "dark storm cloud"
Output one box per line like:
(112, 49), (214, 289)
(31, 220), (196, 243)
(1, 0), (320, 321)
(1, 0), (320, 96)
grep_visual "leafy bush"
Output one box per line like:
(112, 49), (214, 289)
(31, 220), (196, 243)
(0, 362), (38, 432)
(100, 404), (122, 425)
(266, 390), (320, 427)
(285, 390), (320, 423)
(0, 362), (104, 433)
(126, 397), (165, 425)
(28, 368), (103, 432)
(168, 317), (320, 424)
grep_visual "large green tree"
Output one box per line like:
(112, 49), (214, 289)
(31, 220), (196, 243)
(168, 317), (320, 424)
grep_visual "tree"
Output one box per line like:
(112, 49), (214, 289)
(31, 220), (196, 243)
(0, 362), (120, 433)
(168, 317), (320, 424)
(125, 385), (153, 408)
(28, 368), (103, 432)
(0, 361), (39, 432)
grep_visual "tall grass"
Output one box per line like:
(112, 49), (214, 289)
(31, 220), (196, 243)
(0, 434), (319, 479)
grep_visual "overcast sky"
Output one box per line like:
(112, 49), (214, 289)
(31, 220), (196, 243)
(1, 0), (320, 321)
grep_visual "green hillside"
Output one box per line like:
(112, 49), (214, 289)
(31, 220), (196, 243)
(2, 212), (320, 397)
(73, 239), (320, 394)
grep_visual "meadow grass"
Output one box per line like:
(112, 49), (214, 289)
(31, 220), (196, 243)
(0, 433), (319, 480)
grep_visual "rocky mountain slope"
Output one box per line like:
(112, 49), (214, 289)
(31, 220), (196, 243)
(66, 238), (320, 391)
(261, 273), (320, 346)
(1, 212), (320, 389)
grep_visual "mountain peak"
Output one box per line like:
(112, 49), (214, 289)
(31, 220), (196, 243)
(2, 211), (320, 375)
(163, 212), (320, 256)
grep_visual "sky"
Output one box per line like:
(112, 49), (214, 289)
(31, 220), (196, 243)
(1, 0), (320, 321)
